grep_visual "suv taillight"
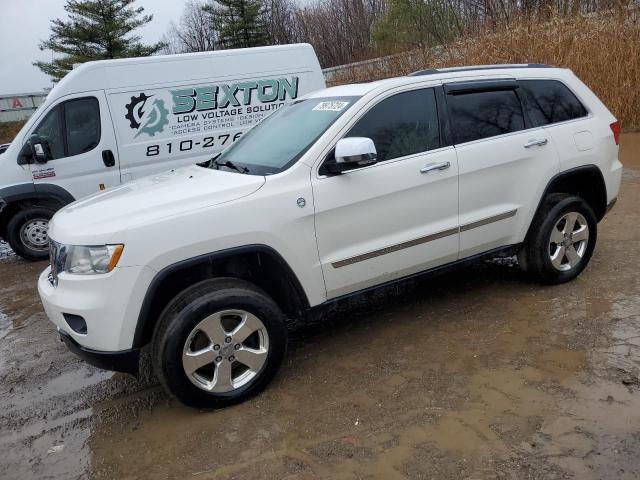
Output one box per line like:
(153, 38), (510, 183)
(610, 121), (621, 146)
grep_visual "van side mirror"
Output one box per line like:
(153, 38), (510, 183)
(325, 137), (377, 174)
(27, 134), (52, 164)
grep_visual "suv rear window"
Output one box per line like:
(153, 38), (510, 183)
(447, 90), (525, 144)
(520, 80), (587, 126)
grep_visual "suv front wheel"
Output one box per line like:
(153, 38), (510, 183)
(520, 195), (597, 284)
(152, 278), (287, 409)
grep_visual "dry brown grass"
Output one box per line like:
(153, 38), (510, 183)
(0, 121), (26, 145)
(329, 10), (640, 131)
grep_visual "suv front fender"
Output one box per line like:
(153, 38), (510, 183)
(133, 245), (310, 349)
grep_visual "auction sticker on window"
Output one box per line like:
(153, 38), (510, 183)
(312, 101), (349, 112)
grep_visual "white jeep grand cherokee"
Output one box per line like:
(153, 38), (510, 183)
(38, 65), (622, 408)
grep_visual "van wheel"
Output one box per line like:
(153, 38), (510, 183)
(522, 195), (597, 284)
(152, 278), (287, 409)
(6, 206), (54, 261)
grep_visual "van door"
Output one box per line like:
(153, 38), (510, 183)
(28, 91), (120, 199)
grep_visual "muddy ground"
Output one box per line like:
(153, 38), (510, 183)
(1, 135), (639, 479)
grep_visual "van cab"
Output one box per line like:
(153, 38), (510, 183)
(0, 44), (325, 260)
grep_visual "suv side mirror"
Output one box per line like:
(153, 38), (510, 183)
(326, 137), (377, 174)
(27, 134), (52, 164)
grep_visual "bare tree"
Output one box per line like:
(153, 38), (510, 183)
(266, 0), (299, 44)
(162, 0), (219, 54)
(292, 0), (386, 67)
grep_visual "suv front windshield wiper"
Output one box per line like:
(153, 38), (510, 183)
(212, 158), (250, 174)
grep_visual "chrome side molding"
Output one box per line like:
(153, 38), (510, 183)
(331, 209), (518, 268)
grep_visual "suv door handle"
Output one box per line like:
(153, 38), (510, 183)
(102, 150), (116, 167)
(524, 138), (548, 148)
(420, 161), (451, 174)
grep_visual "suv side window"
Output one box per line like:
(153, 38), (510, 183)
(448, 89), (525, 144)
(519, 79), (587, 126)
(32, 97), (100, 160)
(346, 88), (440, 162)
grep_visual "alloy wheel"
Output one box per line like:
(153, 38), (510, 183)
(548, 211), (590, 271)
(182, 309), (269, 392)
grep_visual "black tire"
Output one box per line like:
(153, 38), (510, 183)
(152, 277), (288, 409)
(522, 194), (597, 284)
(6, 206), (55, 261)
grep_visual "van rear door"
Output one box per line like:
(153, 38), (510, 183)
(28, 91), (120, 199)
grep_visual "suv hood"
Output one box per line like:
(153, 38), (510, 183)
(50, 165), (265, 244)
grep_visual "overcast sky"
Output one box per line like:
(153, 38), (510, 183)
(0, 0), (189, 94)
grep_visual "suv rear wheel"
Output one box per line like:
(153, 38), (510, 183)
(520, 195), (597, 284)
(152, 278), (287, 409)
(6, 206), (54, 261)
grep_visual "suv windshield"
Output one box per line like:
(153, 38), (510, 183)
(212, 96), (358, 175)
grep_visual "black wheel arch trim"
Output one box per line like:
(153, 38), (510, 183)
(0, 182), (75, 210)
(526, 164), (608, 241)
(133, 244), (310, 349)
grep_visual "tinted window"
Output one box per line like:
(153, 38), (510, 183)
(33, 107), (65, 159)
(32, 97), (100, 160)
(448, 90), (525, 144)
(347, 88), (440, 162)
(217, 97), (357, 175)
(65, 98), (100, 156)
(520, 80), (587, 125)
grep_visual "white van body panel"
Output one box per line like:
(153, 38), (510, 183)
(3, 44), (324, 200)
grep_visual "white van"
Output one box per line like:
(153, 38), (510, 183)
(0, 44), (325, 260)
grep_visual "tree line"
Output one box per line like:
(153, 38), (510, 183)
(36, 0), (629, 82)
(163, 0), (629, 67)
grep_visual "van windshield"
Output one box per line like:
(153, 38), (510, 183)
(212, 96), (358, 175)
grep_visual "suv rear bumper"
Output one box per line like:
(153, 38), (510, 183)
(58, 328), (139, 375)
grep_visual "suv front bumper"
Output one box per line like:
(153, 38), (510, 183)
(38, 264), (156, 359)
(58, 328), (139, 375)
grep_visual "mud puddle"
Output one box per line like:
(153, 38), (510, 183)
(0, 146), (639, 479)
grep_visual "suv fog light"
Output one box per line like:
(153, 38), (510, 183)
(63, 313), (87, 335)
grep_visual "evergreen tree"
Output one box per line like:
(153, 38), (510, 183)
(35, 0), (165, 81)
(204, 0), (269, 49)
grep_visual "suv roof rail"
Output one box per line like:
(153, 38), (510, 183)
(408, 64), (553, 76)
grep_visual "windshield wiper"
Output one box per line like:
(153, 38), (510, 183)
(212, 158), (250, 174)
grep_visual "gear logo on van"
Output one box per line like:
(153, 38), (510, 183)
(125, 93), (170, 138)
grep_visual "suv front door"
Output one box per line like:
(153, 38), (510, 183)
(445, 80), (561, 258)
(27, 91), (120, 199)
(312, 86), (459, 299)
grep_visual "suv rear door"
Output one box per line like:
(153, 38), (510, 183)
(518, 79), (594, 172)
(313, 85), (459, 299)
(445, 79), (561, 258)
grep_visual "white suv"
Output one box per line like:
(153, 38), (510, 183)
(38, 65), (622, 408)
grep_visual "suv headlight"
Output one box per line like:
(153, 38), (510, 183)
(51, 243), (124, 278)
